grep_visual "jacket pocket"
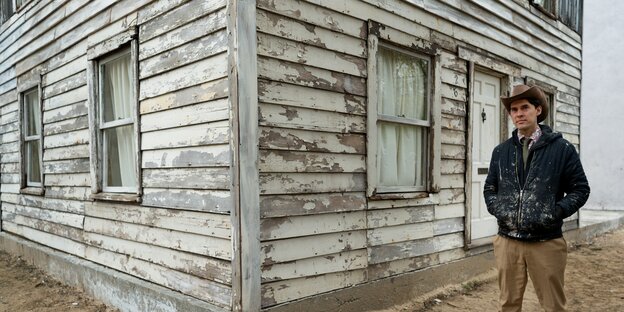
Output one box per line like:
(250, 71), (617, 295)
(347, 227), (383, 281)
(493, 195), (519, 231)
(523, 196), (560, 232)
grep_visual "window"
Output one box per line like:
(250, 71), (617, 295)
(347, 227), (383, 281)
(367, 24), (442, 197)
(20, 87), (43, 189)
(98, 49), (137, 191)
(558, 0), (583, 33)
(540, 92), (555, 128)
(532, 0), (557, 17)
(87, 37), (140, 200)
(0, 0), (13, 24)
(532, 0), (583, 33)
(376, 45), (430, 191)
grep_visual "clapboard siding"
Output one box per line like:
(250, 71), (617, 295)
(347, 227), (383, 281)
(256, 9), (366, 59)
(4, 212), (84, 242)
(258, 80), (366, 116)
(0, 0), (234, 309)
(257, 1), (429, 307)
(83, 217), (231, 260)
(259, 127), (366, 154)
(84, 231), (231, 284)
(141, 99), (229, 132)
(142, 188), (232, 214)
(84, 245), (231, 307)
(261, 269), (367, 307)
(261, 249), (368, 282)
(138, 8), (227, 61)
(257, 33), (367, 77)
(141, 121), (230, 150)
(3, 202), (84, 228)
(260, 211), (366, 241)
(259, 193), (367, 218)
(140, 30), (228, 79)
(85, 202), (231, 239)
(142, 145), (231, 169)
(2, 221), (86, 257)
(139, 52), (228, 100)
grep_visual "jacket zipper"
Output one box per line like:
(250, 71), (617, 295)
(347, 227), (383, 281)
(515, 144), (525, 229)
(516, 140), (542, 229)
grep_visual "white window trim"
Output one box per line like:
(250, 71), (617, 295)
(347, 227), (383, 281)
(18, 84), (44, 194)
(366, 21), (442, 198)
(87, 29), (141, 202)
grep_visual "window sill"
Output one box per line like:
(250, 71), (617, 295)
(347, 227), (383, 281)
(90, 192), (141, 203)
(368, 191), (440, 205)
(20, 187), (45, 196)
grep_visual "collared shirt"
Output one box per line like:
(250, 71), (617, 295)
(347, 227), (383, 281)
(517, 126), (542, 150)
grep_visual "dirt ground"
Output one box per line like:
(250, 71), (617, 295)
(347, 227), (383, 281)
(0, 251), (118, 312)
(379, 228), (624, 312)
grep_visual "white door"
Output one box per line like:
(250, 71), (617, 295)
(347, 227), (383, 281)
(471, 71), (501, 240)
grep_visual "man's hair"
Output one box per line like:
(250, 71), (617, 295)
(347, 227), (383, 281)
(528, 98), (541, 107)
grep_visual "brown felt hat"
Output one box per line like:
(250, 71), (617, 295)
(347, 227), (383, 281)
(501, 84), (549, 123)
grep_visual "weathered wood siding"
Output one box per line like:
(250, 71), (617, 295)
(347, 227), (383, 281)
(256, 0), (582, 307)
(0, 0), (232, 309)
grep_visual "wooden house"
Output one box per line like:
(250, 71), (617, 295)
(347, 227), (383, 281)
(0, 0), (583, 311)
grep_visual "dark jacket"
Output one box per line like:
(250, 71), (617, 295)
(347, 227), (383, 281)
(483, 125), (590, 241)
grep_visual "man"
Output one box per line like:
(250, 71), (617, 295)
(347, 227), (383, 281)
(483, 84), (590, 312)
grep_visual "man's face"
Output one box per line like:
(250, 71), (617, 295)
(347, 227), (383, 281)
(509, 99), (542, 134)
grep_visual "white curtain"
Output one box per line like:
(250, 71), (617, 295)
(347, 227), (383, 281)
(25, 90), (41, 183)
(377, 47), (428, 187)
(103, 53), (135, 187)
(25, 90), (40, 136)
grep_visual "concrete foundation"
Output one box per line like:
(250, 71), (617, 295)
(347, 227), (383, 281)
(0, 233), (227, 312)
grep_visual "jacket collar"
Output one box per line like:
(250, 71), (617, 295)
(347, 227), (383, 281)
(512, 124), (561, 150)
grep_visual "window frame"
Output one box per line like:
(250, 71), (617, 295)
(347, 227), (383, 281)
(87, 29), (141, 202)
(18, 84), (44, 194)
(366, 21), (442, 198)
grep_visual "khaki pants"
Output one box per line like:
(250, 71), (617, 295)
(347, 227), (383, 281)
(493, 235), (568, 312)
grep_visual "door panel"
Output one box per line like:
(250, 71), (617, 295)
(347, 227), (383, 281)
(471, 71), (501, 240)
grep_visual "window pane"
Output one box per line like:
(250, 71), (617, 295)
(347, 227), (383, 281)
(377, 122), (427, 187)
(101, 52), (133, 122)
(540, 93), (554, 128)
(1, 0), (13, 24)
(104, 125), (136, 187)
(26, 140), (41, 183)
(377, 46), (429, 121)
(24, 89), (40, 136)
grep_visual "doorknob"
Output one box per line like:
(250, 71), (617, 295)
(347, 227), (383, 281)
(481, 108), (487, 123)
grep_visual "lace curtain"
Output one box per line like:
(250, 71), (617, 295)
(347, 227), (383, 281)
(102, 53), (135, 188)
(377, 47), (428, 188)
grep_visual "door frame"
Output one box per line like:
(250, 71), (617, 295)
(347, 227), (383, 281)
(458, 47), (520, 248)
